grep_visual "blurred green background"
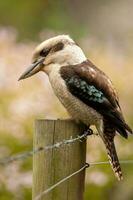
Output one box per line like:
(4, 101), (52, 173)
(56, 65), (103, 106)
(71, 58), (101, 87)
(0, 0), (133, 199)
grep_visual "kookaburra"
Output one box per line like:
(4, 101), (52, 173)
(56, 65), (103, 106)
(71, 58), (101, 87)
(19, 35), (132, 180)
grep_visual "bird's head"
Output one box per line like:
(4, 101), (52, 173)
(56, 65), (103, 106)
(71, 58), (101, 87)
(18, 35), (86, 80)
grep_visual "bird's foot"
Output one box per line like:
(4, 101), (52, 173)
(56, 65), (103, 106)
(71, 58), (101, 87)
(79, 128), (93, 142)
(83, 128), (93, 136)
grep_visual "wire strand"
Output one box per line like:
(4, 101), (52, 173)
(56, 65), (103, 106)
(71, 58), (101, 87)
(34, 163), (89, 200)
(34, 159), (133, 200)
(0, 131), (88, 165)
(90, 160), (133, 165)
(0, 132), (133, 200)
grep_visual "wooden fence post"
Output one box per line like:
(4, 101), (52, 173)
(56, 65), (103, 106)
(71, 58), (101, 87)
(33, 119), (87, 200)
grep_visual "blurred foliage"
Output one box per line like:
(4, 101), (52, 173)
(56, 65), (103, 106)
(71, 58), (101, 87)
(0, 0), (86, 40)
(0, 0), (133, 199)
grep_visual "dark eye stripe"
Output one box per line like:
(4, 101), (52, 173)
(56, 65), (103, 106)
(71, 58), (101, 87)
(40, 48), (51, 57)
(53, 42), (64, 52)
(40, 42), (64, 57)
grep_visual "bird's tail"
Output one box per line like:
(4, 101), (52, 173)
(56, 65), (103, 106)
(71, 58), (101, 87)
(102, 134), (123, 181)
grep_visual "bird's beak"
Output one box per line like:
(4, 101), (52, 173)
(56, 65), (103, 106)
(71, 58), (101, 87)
(18, 57), (45, 81)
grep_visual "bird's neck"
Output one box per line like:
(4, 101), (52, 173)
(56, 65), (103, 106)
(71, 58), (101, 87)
(63, 44), (87, 65)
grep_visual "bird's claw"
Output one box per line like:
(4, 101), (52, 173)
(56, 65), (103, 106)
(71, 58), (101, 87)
(79, 128), (93, 142)
(84, 128), (93, 136)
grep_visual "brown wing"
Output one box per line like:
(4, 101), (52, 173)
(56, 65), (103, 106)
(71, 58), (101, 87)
(60, 60), (132, 138)
(76, 60), (120, 109)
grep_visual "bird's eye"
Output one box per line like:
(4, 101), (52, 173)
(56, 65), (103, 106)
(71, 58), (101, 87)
(40, 48), (51, 57)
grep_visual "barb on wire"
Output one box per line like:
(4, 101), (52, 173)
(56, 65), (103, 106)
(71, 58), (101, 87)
(0, 131), (88, 165)
(34, 163), (89, 200)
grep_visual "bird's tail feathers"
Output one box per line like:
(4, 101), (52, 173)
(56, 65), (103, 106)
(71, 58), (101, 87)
(124, 122), (132, 134)
(116, 122), (132, 139)
(102, 134), (123, 181)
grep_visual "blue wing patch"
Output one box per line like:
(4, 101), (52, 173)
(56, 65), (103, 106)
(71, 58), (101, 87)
(67, 77), (106, 103)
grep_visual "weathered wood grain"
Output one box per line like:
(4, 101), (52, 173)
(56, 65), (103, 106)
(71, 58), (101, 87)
(33, 119), (87, 200)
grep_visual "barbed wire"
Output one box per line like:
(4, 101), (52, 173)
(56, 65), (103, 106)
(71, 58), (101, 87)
(0, 130), (133, 167)
(0, 131), (133, 200)
(0, 131), (88, 165)
(34, 163), (89, 200)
